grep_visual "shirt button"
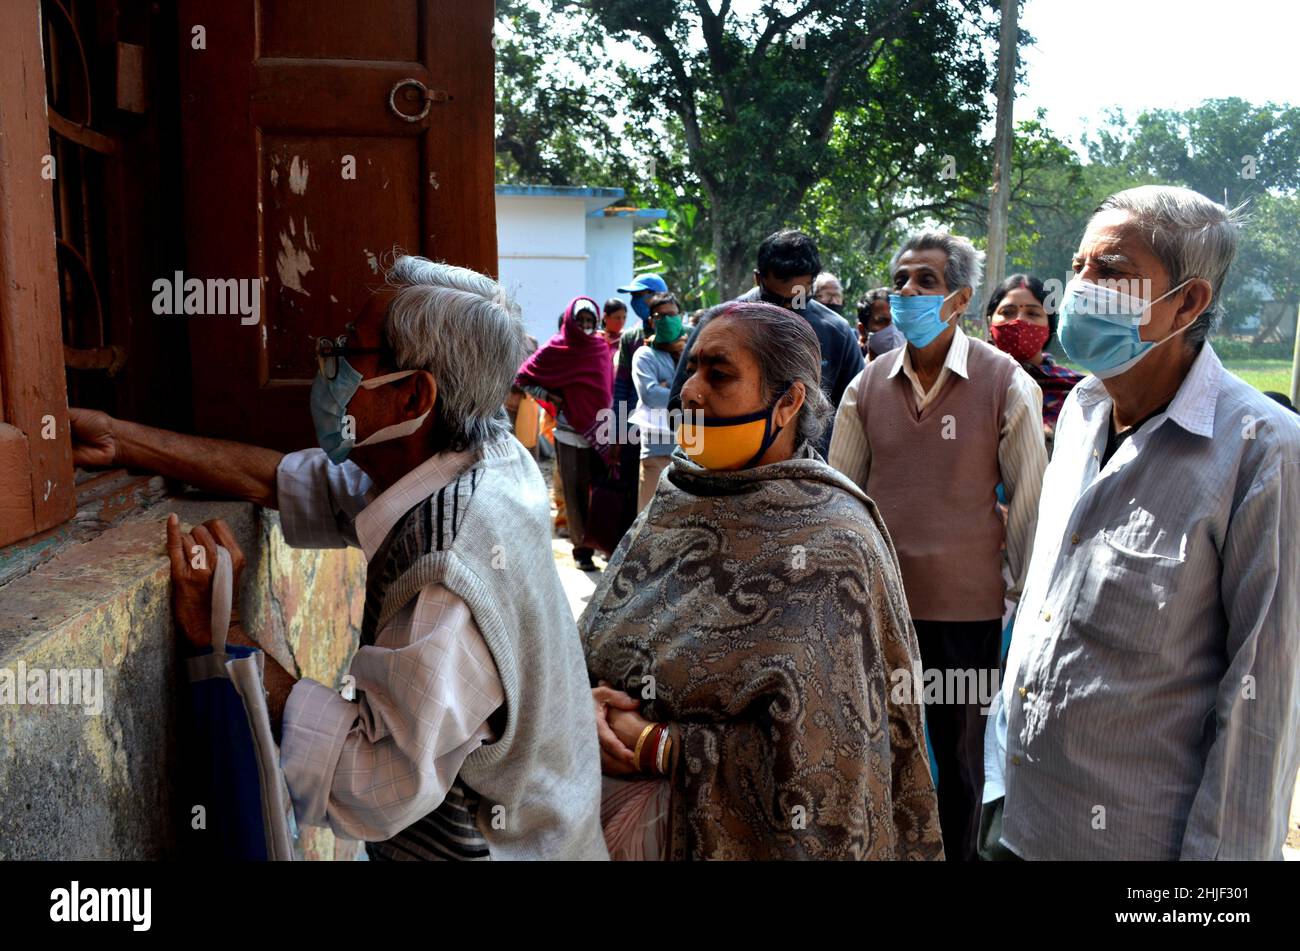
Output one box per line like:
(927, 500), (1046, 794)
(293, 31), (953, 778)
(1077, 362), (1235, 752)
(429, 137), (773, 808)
(1042, 610), (1052, 622)
(1011, 755), (1022, 766)
(1092, 449), (1099, 458)
(1018, 686), (1027, 698)
(1071, 533), (1080, 545)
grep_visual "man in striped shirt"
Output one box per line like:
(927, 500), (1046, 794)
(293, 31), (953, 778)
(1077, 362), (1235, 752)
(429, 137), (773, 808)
(985, 185), (1300, 860)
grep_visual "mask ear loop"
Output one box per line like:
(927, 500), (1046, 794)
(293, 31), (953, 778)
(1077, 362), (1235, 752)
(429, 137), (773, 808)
(358, 368), (418, 390)
(938, 288), (964, 328)
(1136, 278), (1196, 331)
(742, 381), (795, 468)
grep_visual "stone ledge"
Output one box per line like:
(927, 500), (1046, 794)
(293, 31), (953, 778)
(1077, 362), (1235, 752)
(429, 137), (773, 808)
(0, 497), (366, 860)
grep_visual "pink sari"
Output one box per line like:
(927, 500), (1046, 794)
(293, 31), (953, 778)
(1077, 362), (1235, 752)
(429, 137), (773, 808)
(600, 776), (671, 861)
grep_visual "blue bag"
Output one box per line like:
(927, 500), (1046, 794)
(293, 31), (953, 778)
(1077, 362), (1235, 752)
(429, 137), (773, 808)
(182, 546), (297, 860)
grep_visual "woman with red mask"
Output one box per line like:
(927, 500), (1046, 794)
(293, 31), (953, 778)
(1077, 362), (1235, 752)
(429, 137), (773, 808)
(986, 274), (1083, 453)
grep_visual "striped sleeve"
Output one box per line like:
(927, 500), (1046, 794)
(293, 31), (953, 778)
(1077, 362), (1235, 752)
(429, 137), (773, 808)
(827, 369), (871, 490)
(997, 368), (1048, 602)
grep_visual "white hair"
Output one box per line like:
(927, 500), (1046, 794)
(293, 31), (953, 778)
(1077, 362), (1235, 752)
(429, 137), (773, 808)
(383, 254), (527, 450)
(1093, 185), (1246, 349)
(890, 230), (984, 296)
(812, 271), (841, 293)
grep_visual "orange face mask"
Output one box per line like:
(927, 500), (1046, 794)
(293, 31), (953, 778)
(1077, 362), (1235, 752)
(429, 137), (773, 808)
(676, 385), (791, 470)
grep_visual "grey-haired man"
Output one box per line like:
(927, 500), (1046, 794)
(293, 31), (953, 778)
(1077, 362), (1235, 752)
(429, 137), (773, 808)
(985, 185), (1300, 860)
(72, 257), (608, 861)
(828, 230), (1048, 861)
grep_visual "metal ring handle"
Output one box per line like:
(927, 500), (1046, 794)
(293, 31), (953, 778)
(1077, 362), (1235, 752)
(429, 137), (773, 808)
(388, 78), (432, 123)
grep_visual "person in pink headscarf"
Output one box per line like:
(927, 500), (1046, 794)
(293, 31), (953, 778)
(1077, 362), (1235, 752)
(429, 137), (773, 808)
(516, 296), (615, 571)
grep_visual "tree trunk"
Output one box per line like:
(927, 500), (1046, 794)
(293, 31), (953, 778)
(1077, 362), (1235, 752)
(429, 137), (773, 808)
(711, 217), (751, 302)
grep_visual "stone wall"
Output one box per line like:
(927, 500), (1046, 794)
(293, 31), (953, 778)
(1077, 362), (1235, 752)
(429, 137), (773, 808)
(0, 498), (366, 860)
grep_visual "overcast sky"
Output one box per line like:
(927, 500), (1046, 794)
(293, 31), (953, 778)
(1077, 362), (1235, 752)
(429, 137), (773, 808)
(1018, 0), (1300, 150)
(520, 0), (1300, 158)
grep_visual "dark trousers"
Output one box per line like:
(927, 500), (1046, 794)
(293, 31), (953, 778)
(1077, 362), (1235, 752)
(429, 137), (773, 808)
(555, 440), (595, 560)
(913, 617), (1002, 863)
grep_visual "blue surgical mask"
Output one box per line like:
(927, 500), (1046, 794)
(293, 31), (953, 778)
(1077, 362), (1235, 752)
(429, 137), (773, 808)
(310, 358), (428, 464)
(888, 291), (961, 349)
(1057, 278), (1194, 379)
(630, 295), (651, 321)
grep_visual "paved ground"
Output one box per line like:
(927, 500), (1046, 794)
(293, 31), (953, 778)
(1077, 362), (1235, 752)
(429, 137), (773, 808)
(552, 537), (602, 622)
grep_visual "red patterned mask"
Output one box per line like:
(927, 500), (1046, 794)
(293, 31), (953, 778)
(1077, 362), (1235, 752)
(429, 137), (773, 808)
(991, 318), (1050, 363)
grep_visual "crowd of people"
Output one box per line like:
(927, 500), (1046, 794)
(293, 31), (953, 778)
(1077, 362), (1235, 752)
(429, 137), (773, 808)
(70, 183), (1299, 861)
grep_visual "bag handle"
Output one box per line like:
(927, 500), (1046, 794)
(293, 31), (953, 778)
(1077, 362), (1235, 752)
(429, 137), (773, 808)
(210, 545), (233, 656)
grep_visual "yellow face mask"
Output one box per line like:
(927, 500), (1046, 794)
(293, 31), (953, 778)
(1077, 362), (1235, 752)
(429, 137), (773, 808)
(676, 386), (790, 470)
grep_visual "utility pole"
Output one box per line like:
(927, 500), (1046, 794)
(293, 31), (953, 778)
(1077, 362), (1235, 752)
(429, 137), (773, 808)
(982, 0), (1018, 324)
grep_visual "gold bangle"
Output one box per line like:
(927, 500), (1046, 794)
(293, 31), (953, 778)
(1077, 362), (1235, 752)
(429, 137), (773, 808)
(632, 722), (656, 766)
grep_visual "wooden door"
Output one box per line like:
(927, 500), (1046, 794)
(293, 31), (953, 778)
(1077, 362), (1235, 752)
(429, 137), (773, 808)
(0, 0), (77, 546)
(177, 0), (497, 450)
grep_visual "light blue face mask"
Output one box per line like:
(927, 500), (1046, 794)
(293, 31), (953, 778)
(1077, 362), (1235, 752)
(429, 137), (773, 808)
(889, 291), (960, 349)
(310, 358), (428, 464)
(1057, 278), (1194, 379)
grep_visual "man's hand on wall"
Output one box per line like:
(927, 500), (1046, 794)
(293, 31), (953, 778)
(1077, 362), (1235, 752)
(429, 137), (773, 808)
(69, 407), (117, 467)
(166, 514), (245, 650)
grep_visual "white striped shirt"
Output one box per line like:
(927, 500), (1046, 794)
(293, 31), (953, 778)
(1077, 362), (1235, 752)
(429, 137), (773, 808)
(991, 343), (1300, 859)
(827, 326), (1047, 602)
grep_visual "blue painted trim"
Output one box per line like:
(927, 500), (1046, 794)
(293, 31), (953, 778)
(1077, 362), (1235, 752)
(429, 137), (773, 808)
(495, 184), (626, 199)
(586, 208), (668, 220)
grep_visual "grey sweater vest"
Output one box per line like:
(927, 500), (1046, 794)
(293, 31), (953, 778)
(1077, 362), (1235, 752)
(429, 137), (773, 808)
(857, 337), (1015, 621)
(362, 436), (608, 861)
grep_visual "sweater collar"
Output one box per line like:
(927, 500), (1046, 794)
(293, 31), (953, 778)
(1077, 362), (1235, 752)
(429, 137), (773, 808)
(888, 324), (970, 381)
(354, 448), (477, 561)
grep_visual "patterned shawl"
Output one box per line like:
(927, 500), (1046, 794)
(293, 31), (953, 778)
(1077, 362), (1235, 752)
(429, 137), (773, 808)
(580, 444), (944, 860)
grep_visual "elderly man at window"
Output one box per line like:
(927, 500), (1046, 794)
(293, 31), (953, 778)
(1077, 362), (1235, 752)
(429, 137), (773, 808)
(70, 257), (608, 861)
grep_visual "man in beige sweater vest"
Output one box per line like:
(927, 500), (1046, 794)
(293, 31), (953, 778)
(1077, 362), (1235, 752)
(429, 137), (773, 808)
(828, 230), (1047, 861)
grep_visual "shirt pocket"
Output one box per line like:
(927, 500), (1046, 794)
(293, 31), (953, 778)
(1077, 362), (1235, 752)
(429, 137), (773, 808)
(1068, 531), (1185, 655)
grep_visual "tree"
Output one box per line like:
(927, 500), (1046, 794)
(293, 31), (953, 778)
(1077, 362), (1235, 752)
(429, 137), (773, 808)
(803, 113), (1089, 310)
(633, 197), (720, 311)
(561, 0), (1008, 298)
(1083, 98), (1300, 335)
(494, 0), (639, 188)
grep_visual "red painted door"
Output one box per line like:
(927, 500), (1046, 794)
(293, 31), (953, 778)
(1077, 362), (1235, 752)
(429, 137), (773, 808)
(177, 0), (497, 450)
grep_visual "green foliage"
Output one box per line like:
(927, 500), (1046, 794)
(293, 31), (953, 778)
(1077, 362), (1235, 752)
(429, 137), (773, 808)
(1080, 98), (1300, 334)
(804, 111), (1094, 307)
(494, 0), (639, 189)
(495, 2), (1298, 356)
(562, 0), (1004, 297)
(633, 198), (720, 311)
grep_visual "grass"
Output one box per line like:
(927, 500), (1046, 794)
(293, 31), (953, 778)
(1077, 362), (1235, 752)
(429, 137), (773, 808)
(1056, 356), (1294, 396)
(1221, 359), (1294, 395)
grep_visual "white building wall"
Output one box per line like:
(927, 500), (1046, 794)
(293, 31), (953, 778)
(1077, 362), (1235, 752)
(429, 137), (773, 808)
(495, 194), (589, 345)
(585, 215), (640, 329)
